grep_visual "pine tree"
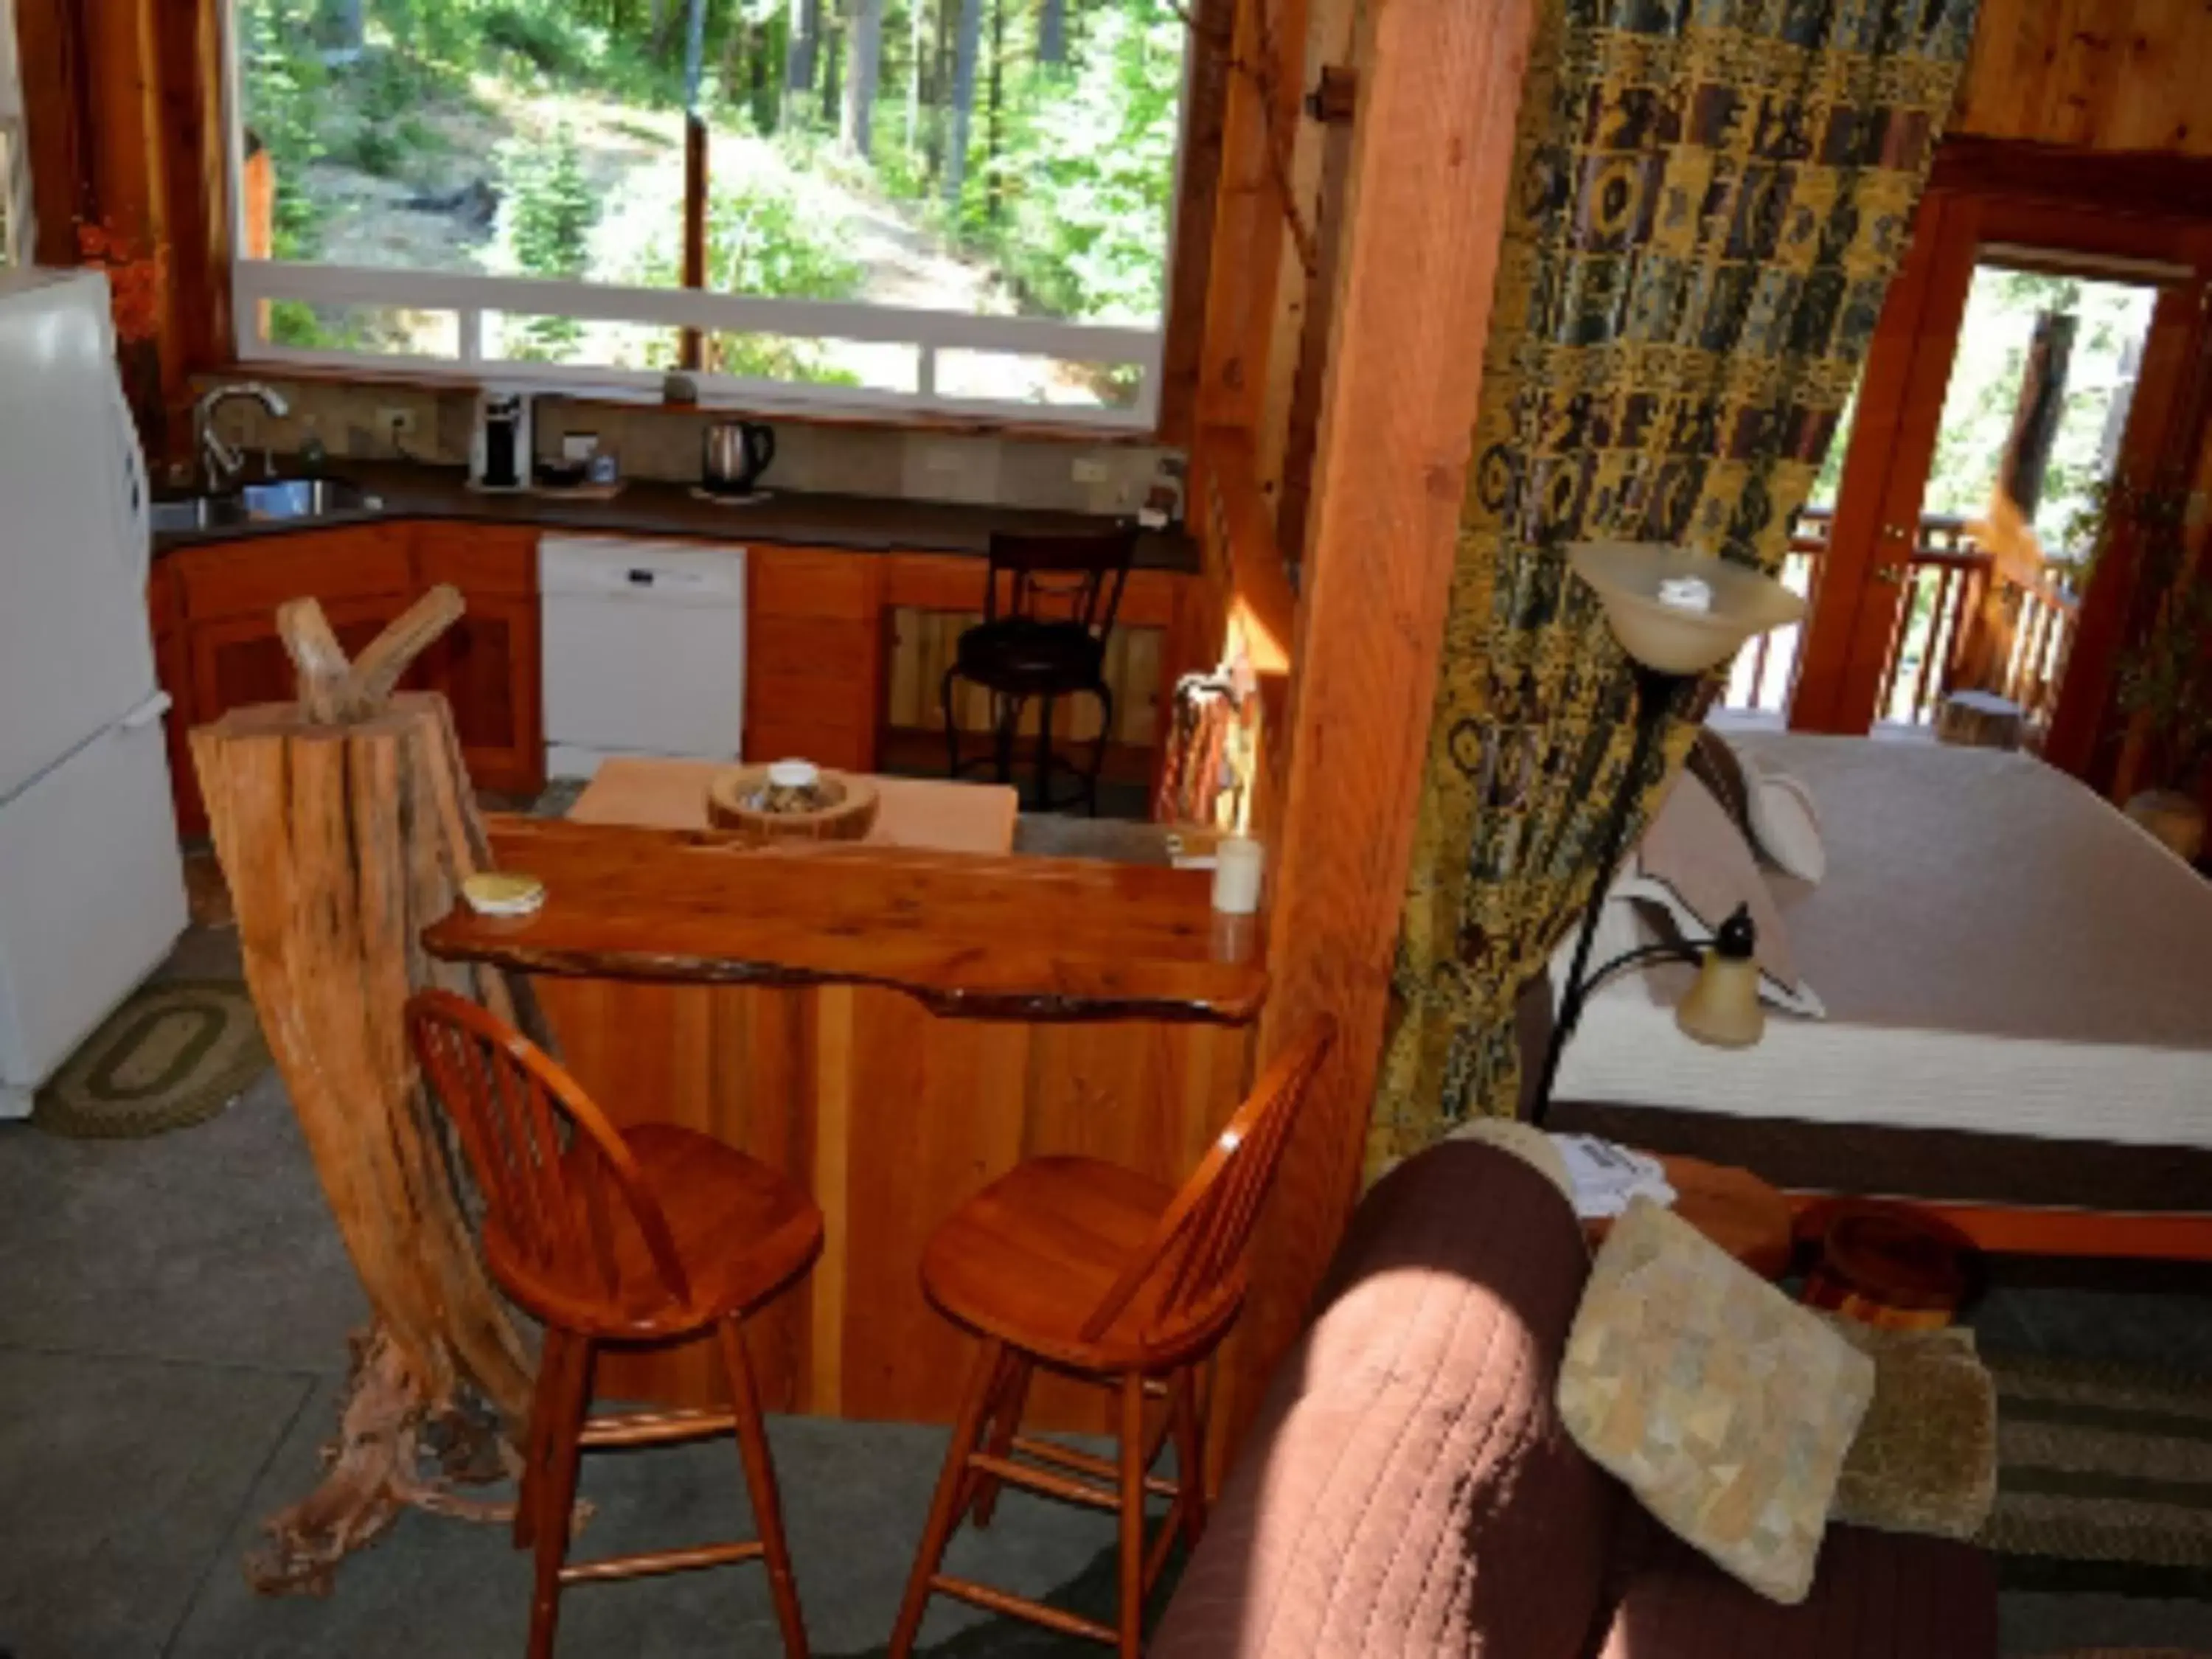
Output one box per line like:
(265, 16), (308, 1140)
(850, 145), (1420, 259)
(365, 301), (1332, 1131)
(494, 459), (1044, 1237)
(502, 125), (598, 361)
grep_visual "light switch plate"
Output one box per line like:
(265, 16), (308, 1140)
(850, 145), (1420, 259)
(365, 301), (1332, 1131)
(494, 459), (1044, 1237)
(1071, 456), (1110, 485)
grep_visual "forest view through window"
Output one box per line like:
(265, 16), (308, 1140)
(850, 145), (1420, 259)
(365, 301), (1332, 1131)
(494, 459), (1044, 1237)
(229, 0), (1190, 420)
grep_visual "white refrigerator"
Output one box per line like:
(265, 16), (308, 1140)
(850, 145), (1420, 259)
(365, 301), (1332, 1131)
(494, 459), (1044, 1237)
(0, 268), (187, 1119)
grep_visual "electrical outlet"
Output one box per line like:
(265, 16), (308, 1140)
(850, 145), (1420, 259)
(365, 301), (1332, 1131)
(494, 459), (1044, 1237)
(1071, 456), (1111, 485)
(378, 406), (418, 438)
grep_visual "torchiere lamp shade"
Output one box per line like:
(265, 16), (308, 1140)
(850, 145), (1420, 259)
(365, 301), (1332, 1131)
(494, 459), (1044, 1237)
(1568, 543), (1807, 676)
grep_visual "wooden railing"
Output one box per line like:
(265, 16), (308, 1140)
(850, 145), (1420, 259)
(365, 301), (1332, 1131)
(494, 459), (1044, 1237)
(1725, 508), (2081, 730)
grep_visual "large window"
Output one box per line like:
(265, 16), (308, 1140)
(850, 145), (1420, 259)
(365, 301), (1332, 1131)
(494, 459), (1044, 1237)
(224, 0), (1192, 425)
(0, 0), (28, 268)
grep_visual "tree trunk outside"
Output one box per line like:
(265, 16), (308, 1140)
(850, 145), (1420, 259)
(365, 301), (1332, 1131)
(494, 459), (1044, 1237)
(985, 0), (1004, 221)
(787, 0), (820, 119)
(821, 21), (844, 127)
(843, 0), (885, 156)
(1997, 311), (2078, 525)
(319, 0), (364, 53)
(1037, 0), (1064, 66)
(906, 0), (926, 154)
(683, 0), (710, 108)
(942, 0), (982, 211)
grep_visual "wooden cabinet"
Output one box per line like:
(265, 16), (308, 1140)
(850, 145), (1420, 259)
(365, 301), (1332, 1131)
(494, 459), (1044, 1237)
(148, 520), (1189, 841)
(746, 546), (885, 772)
(407, 526), (543, 796)
(147, 563), (203, 838)
(155, 521), (546, 836)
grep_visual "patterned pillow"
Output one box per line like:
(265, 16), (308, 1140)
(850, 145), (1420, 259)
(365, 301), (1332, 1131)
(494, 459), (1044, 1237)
(1557, 1197), (1875, 1604)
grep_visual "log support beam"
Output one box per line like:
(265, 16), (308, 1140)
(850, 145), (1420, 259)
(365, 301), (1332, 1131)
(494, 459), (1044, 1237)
(1215, 0), (1536, 1459)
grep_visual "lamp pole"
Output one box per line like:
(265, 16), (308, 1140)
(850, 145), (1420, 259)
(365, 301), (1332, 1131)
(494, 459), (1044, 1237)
(1528, 661), (1688, 1125)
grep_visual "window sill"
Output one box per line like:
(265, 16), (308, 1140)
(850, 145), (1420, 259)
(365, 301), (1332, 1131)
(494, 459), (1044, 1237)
(207, 358), (1168, 448)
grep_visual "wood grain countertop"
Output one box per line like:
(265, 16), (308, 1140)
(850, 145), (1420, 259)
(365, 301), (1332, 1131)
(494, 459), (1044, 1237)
(152, 459), (1199, 571)
(425, 815), (1267, 1023)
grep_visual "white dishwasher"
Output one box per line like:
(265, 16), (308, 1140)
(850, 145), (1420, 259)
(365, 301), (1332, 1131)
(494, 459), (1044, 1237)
(540, 535), (747, 779)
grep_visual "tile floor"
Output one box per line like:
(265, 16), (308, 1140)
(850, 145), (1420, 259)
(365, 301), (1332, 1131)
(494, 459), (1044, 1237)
(5, 931), (2212, 1655)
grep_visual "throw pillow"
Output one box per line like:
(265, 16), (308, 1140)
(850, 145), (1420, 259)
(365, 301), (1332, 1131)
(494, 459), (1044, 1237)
(1686, 728), (1828, 883)
(1557, 1197), (1874, 1604)
(1630, 771), (1825, 1017)
(1823, 1315), (1997, 1541)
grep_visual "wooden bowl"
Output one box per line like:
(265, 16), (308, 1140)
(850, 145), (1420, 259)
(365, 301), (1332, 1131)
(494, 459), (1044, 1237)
(706, 764), (880, 843)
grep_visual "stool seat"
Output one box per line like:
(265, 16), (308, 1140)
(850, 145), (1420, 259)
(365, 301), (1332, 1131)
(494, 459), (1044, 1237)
(487, 1123), (823, 1341)
(955, 619), (1105, 694)
(922, 1156), (1244, 1372)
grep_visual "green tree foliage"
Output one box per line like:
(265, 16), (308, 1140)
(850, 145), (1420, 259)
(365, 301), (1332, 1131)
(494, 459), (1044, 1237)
(238, 0), (1191, 389)
(500, 124), (599, 358)
(994, 0), (1181, 324)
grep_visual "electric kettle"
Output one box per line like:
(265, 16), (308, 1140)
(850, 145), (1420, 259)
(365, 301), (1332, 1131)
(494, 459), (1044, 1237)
(702, 420), (776, 495)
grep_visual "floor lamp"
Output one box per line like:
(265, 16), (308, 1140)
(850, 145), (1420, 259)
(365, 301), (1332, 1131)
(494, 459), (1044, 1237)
(1528, 543), (1806, 1126)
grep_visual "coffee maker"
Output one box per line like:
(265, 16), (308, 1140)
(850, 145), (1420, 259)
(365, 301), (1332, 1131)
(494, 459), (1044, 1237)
(470, 391), (535, 492)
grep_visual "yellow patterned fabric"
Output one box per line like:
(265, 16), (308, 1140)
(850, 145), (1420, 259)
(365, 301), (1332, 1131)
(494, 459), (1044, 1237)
(1375, 0), (1979, 1166)
(1559, 1197), (1877, 1604)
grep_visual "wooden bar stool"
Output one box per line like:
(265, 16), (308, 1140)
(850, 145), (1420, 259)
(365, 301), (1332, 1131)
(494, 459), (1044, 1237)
(408, 990), (821, 1659)
(888, 1022), (1335, 1658)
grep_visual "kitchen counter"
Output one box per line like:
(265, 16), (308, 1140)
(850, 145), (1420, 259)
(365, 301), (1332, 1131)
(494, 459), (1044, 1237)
(428, 815), (1264, 1022)
(425, 813), (1262, 1430)
(151, 458), (1199, 571)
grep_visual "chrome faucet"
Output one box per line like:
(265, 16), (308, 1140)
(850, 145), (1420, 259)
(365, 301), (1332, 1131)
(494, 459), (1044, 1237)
(193, 382), (292, 494)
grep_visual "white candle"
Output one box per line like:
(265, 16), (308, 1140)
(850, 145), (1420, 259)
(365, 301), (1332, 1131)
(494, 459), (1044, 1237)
(1212, 835), (1265, 915)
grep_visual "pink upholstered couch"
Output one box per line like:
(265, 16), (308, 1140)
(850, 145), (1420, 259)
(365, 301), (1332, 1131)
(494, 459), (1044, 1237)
(1152, 1141), (1998, 1657)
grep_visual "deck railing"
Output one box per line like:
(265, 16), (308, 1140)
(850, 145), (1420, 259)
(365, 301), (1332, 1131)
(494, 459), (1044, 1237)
(1724, 508), (2081, 731)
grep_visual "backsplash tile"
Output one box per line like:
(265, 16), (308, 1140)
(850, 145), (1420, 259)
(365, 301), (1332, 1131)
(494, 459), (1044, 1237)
(184, 373), (1175, 515)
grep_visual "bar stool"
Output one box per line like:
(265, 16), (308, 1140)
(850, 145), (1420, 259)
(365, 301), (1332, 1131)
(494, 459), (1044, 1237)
(942, 527), (1135, 815)
(408, 990), (821, 1659)
(888, 1023), (1335, 1657)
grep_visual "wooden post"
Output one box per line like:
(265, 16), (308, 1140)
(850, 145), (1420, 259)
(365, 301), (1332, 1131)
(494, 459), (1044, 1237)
(1214, 0), (1535, 1460)
(192, 588), (543, 1594)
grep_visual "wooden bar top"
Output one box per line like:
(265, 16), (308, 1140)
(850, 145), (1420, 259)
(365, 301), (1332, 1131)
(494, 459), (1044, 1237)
(426, 816), (1267, 1023)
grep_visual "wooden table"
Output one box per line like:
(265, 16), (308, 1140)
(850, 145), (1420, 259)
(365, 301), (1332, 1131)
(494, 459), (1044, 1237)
(569, 757), (1020, 854)
(1584, 1155), (1795, 1281)
(426, 813), (1265, 1431)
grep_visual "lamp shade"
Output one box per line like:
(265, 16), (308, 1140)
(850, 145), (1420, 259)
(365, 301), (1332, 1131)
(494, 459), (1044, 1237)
(1568, 543), (1807, 675)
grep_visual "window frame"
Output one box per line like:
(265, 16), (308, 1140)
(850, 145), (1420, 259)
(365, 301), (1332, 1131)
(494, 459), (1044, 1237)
(218, 0), (1192, 430)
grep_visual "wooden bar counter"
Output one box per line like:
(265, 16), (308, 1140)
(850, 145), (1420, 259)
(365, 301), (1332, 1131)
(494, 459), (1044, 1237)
(425, 768), (1262, 1433)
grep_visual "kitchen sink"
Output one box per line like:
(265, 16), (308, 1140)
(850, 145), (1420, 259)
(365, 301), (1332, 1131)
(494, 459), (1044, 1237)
(150, 477), (382, 535)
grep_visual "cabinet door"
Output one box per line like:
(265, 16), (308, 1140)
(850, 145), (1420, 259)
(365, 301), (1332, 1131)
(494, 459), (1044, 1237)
(748, 547), (883, 771)
(189, 597), (407, 719)
(410, 524), (543, 798)
(147, 564), (205, 838)
(404, 594), (545, 796)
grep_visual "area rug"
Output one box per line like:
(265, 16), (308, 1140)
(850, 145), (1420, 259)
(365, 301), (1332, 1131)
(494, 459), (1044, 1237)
(32, 980), (269, 1140)
(1985, 1352), (2212, 1601)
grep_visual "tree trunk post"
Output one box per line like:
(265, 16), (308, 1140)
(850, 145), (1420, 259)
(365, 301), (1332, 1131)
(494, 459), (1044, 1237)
(194, 588), (543, 1595)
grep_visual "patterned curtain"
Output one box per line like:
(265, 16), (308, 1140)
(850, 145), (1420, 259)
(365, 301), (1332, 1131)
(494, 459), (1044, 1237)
(1373, 0), (1981, 1167)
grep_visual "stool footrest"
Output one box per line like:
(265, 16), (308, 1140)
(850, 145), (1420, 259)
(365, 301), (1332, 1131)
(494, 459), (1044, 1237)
(967, 1450), (1119, 1512)
(578, 1408), (739, 1449)
(933, 1573), (1118, 1645)
(559, 1540), (765, 1585)
(1008, 1433), (1179, 1500)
